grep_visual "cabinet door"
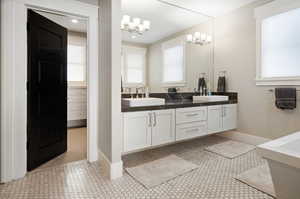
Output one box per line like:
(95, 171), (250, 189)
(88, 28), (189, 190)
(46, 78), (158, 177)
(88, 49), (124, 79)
(152, 109), (175, 146)
(223, 104), (237, 131)
(208, 105), (223, 134)
(123, 111), (152, 152)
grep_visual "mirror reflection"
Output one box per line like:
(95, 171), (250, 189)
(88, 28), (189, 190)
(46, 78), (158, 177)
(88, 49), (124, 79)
(121, 0), (214, 94)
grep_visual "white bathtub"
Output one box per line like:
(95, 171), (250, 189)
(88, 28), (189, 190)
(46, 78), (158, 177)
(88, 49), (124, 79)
(257, 132), (300, 199)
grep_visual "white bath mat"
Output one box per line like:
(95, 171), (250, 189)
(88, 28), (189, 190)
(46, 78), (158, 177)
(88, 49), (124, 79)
(126, 155), (198, 189)
(204, 140), (256, 159)
(235, 164), (276, 197)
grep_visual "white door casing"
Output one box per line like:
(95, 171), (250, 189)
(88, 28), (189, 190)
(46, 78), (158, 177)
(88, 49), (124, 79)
(1, 0), (99, 182)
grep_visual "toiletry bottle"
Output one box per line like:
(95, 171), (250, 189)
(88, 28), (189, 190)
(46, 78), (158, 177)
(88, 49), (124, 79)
(208, 90), (212, 96)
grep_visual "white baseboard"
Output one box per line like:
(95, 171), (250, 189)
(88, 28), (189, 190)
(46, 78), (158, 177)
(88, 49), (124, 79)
(98, 150), (123, 180)
(218, 131), (271, 146)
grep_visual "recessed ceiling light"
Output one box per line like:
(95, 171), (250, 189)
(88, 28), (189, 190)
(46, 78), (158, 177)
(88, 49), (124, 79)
(71, 19), (79, 24)
(131, 35), (137, 39)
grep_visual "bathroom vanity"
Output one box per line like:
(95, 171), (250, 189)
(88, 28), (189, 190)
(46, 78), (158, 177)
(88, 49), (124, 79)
(122, 93), (237, 153)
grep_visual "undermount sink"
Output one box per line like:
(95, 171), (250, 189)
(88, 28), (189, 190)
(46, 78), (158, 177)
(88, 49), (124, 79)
(193, 95), (229, 102)
(122, 97), (165, 107)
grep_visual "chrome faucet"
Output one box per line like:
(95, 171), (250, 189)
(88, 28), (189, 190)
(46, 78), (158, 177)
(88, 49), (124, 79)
(136, 87), (145, 98)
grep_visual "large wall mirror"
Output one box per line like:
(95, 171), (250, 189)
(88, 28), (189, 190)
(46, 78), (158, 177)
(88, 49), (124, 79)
(121, 0), (214, 93)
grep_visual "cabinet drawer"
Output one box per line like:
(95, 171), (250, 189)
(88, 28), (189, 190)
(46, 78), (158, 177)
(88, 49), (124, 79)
(176, 121), (208, 141)
(176, 107), (207, 124)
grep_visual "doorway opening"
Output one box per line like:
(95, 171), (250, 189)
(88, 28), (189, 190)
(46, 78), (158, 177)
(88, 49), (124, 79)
(27, 10), (88, 171)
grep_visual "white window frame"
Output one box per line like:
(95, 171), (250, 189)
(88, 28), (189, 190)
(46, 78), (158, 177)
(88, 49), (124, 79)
(121, 45), (146, 88)
(255, 0), (300, 86)
(161, 37), (186, 87)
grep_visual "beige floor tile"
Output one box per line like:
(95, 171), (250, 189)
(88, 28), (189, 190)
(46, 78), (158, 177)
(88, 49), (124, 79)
(37, 128), (87, 170)
(0, 135), (274, 199)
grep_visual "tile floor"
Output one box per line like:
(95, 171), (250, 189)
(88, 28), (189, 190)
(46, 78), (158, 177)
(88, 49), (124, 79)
(37, 128), (87, 170)
(0, 135), (274, 199)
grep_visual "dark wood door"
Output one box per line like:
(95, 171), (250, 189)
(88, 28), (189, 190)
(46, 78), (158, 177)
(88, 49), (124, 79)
(27, 10), (68, 171)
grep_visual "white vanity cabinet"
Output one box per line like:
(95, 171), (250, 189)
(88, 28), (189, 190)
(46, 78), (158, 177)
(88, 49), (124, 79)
(122, 104), (237, 153)
(208, 104), (237, 134)
(123, 109), (175, 152)
(123, 111), (152, 152)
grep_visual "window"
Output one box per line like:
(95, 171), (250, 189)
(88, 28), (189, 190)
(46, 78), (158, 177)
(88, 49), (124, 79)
(68, 33), (87, 86)
(121, 46), (146, 87)
(162, 38), (186, 86)
(256, 3), (300, 85)
(68, 45), (86, 81)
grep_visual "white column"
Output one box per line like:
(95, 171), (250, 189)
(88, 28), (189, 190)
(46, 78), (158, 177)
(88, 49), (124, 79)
(98, 0), (123, 179)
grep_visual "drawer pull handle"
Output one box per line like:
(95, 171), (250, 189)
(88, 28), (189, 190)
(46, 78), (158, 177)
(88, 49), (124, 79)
(148, 113), (152, 127)
(186, 113), (198, 117)
(153, 112), (157, 127)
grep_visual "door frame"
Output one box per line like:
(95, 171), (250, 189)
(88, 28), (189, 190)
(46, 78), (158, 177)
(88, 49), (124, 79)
(1, 0), (99, 182)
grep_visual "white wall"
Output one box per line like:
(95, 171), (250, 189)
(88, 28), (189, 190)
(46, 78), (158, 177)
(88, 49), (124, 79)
(214, 0), (300, 139)
(148, 21), (214, 93)
(98, 0), (122, 166)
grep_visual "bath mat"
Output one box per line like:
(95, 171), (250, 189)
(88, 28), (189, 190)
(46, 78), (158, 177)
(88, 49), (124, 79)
(204, 140), (256, 159)
(235, 164), (276, 197)
(126, 155), (198, 189)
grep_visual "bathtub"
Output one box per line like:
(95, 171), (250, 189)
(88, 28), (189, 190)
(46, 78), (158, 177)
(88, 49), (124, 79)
(257, 132), (300, 199)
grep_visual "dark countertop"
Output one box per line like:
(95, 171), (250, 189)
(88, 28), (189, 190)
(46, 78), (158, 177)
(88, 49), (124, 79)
(122, 99), (238, 112)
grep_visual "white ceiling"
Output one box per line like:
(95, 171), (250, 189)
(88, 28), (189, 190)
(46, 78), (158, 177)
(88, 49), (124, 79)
(122, 0), (258, 44)
(37, 11), (87, 33)
(162, 0), (258, 17)
(122, 0), (210, 44)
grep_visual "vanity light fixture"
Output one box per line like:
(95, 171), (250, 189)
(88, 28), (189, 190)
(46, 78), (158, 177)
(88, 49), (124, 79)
(121, 15), (151, 36)
(186, 32), (212, 45)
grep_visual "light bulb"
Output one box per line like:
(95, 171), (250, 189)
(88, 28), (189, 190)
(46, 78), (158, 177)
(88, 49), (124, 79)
(206, 35), (212, 43)
(138, 24), (145, 33)
(122, 15), (130, 25)
(143, 20), (150, 30)
(71, 19), (79, 24)
(200, 33), (207, 42)
(133, 18), (141, 26)
(128, 22), (135, 30)
(186, 34), (193, 42)
(194, 32), (201, 39)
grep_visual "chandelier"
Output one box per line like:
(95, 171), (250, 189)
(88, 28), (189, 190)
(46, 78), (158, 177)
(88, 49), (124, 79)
(186, 32), (212, 45)
(121, 15), (151, 35)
